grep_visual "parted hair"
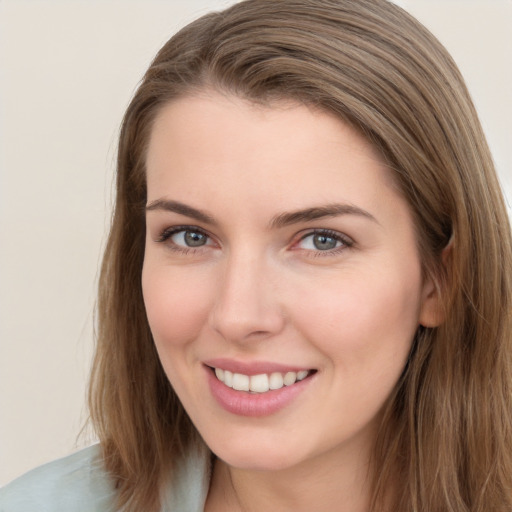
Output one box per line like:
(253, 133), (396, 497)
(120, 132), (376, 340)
(88, 1), (512, 510)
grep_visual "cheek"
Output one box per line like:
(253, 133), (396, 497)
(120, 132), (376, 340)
(291, 268), (422, 366)
(141, 264), (212, 349)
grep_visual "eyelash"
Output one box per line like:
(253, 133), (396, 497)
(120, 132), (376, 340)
(295, 229), (353, 257)
(155, 225), (213, 254)
(155, 226), (353, 257)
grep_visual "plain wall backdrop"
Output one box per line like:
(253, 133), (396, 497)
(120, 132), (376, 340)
(1, 0), (511, 486)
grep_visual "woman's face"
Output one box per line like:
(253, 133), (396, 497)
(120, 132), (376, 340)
(142, 92), (439, 472)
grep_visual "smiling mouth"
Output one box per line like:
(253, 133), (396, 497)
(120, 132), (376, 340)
(210, 367), (316, 393)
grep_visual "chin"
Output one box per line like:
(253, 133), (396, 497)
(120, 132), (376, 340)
(218, 451), (300, 472)
(205, 434), (309, 472)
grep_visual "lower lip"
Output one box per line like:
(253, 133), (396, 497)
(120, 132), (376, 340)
(205, 366), (315, 417)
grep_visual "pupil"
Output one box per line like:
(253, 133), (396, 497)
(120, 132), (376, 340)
(313, 234), (337, 250)
(185, 231), (206, 247)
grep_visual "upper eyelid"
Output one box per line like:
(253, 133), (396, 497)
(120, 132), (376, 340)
(156, 225), (213, 243)
(153, 225), (353, 250)
(296, 228), (353, 244)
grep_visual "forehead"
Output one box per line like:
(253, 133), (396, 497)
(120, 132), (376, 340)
(145, 92), (402, 220)
(148, 92), (387, 174)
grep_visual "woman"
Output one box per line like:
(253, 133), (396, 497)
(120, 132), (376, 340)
(2, 0), (511, 511)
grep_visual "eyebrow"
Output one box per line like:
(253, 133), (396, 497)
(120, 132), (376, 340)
(145, 199), (216, 225)
(145, 199), (378, 228)
(269, 204), (378, 228)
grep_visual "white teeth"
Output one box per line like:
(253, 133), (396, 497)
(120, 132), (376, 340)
(232, 373), (250, 391)
(250, 374), (269, 393)
(215, 368), (224, 381)
(283, 371), (297, 386)
(214, 368), (311, 393)
(224, 370), (233, 388)
(269, 372), (284, 390)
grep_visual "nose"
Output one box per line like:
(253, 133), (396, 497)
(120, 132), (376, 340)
(209, 251), (285, 344)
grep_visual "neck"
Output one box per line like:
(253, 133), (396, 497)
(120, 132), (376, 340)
(205, 441), (376, 512)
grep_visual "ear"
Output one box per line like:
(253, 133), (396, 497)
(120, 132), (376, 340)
(418, 241), (452, 328)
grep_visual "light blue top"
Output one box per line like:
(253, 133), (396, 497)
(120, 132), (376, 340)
(0, 445), (210, 512)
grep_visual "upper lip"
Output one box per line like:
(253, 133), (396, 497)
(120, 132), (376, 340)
(203, 358), (314, 376)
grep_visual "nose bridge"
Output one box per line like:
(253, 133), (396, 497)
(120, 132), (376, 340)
(210, 246), (284, 343)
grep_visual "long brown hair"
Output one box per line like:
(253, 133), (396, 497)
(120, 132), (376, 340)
(88, 1), (512, 510)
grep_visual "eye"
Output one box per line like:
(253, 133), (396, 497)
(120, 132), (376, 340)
(295, 229), (352, 253)
(156, 226), (214, 251)
(171, 229), (209, 247)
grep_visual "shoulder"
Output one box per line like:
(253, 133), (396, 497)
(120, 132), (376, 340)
(0, 445), (116, 512)
(160, 444), (211, 512)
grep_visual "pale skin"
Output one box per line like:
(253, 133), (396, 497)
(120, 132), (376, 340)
(142, 91), (441, 511)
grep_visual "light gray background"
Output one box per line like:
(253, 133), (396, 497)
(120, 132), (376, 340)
(1, 0), (511, 485)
